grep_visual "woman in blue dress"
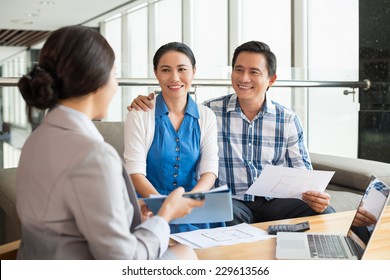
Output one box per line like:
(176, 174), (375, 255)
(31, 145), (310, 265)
(124, 42), (224, 233)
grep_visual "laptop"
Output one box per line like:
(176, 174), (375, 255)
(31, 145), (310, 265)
(276, 175), (390, 260)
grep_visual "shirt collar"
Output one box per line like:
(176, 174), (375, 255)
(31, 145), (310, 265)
(263, 96), (276, 115)
(226, 93), (240, 113)
(155, 92), (199, 119)
(229, 93), (277, 119)
(56, 104), (104, 142)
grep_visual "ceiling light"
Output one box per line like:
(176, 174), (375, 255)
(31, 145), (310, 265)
(39, 1), (55, 5)
(10, 19), (34, 25)
(25, 13), (40, 17)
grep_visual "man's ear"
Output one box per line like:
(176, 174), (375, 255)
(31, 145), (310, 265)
(268, 74), (277, 87)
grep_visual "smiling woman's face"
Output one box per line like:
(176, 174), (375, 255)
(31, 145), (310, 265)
(154, 51), (195, 99)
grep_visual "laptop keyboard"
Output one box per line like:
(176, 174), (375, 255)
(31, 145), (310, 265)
(307, 234), (349, 259)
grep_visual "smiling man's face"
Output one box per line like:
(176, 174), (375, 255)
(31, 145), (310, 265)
(231, 51), (276, 105)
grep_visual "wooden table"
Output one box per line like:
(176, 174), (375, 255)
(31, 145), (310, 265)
(195, 206), (390, 260)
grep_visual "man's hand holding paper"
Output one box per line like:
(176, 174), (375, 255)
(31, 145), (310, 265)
(246, 165), (335, 204)
(302, 191), (331, 213)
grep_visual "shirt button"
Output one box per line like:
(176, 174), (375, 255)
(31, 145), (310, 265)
(173, 173), (178, 178)
(173, 182), (177, 186)
(176, 137), (180, 142)
(174, 164), (179, 169)
(176, 156), (180, 161)
(175, 147), (180, 152)
(248, 143), (252, 146)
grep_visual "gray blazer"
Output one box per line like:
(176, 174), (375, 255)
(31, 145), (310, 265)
(16, 106), (170, 259)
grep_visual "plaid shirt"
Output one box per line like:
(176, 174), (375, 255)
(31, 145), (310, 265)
(203, 93), (312, 201)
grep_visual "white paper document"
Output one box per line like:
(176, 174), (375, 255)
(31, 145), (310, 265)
(170, 223), (274, 249)
(246, 165), (335, 199)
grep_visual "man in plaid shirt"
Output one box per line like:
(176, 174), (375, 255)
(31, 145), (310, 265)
(129, 41), (335, 225)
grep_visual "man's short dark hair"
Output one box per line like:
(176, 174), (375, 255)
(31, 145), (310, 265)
(232, 41), (277, 77)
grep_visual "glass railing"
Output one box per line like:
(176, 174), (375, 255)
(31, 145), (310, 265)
(0, 76), (371, 168)
(0, 77), (371, 88)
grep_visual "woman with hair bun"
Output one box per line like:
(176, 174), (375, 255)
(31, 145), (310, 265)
(16, 25), (202, 260)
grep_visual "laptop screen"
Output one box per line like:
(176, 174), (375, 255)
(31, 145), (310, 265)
(346, 176), (390, 257)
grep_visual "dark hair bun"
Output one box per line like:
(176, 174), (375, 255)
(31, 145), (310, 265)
(18, 65), (58, 110)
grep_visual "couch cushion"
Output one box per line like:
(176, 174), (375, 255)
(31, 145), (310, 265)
(325, 190), (362, 212)
(0, 168), (21, 244)
(0, 168), (18, 219)
(310, 153), (390, 192)
(325, 184), (363, 212)
(93, 121), (124, 158)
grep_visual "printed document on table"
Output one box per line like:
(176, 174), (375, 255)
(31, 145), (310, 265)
(170, 223), (274, 249)
(246, 165), (335, 199)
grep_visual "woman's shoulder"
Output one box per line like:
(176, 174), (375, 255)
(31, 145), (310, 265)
(72, 137), (123, 174)
(197, 103), (216, 118)
(73, 132), (120, 157)
(125, 99), (156, 124)
(196, 103), (217, 131)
